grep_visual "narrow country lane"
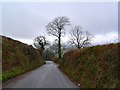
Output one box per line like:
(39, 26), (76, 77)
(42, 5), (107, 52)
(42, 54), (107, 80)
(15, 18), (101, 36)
(3, 61), (78, 88)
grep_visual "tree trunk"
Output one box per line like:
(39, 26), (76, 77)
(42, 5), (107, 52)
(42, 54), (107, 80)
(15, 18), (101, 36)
(77, 44), (79, 49)
(58, 33), (61, 59)
(77, 42), (80, 49)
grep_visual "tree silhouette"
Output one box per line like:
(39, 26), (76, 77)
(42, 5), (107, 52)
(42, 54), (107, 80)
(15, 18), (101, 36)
(34, 36), (48, 52)
(46, 16), (70, 58)
(69, 26), (93, 49)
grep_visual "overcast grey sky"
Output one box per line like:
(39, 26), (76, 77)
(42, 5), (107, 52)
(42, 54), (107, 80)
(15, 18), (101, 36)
(2, 2), (118, 45)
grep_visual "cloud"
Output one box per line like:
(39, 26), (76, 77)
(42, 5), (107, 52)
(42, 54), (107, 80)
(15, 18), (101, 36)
(13, 38), (33, 45)
(92, 32), (118, 45)
(2, 2), (118, 45)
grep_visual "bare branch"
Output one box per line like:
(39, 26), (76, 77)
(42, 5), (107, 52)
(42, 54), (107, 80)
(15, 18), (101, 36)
(46, 16), (70, 58)
(69, 25), (93, 49)
(33, 36), (48, 51)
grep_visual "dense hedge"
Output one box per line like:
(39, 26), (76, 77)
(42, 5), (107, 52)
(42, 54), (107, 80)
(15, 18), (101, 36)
(59, 43), (120, 88)
(2, 36), (45, 82)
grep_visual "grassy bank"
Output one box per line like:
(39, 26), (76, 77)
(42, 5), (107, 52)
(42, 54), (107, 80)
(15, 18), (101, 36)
(57, 43), (120, 88)
(1, 36), (45, 82)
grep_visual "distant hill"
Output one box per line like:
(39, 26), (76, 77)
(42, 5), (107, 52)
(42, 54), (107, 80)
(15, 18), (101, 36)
(59, 43), (120, 88)
(1, 36), (45, 82)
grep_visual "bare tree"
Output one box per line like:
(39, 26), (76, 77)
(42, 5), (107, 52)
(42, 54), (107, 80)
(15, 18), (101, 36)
(34, 36), (48, 52)
(69, 26), (93, 49)
(46, 16), (70, 58)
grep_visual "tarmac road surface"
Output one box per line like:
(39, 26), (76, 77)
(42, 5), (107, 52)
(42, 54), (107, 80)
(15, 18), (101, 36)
(3, 61), (78, 88)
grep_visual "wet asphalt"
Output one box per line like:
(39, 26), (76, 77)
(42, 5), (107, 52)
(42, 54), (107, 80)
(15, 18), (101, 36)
(3, 61), (78, 88)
